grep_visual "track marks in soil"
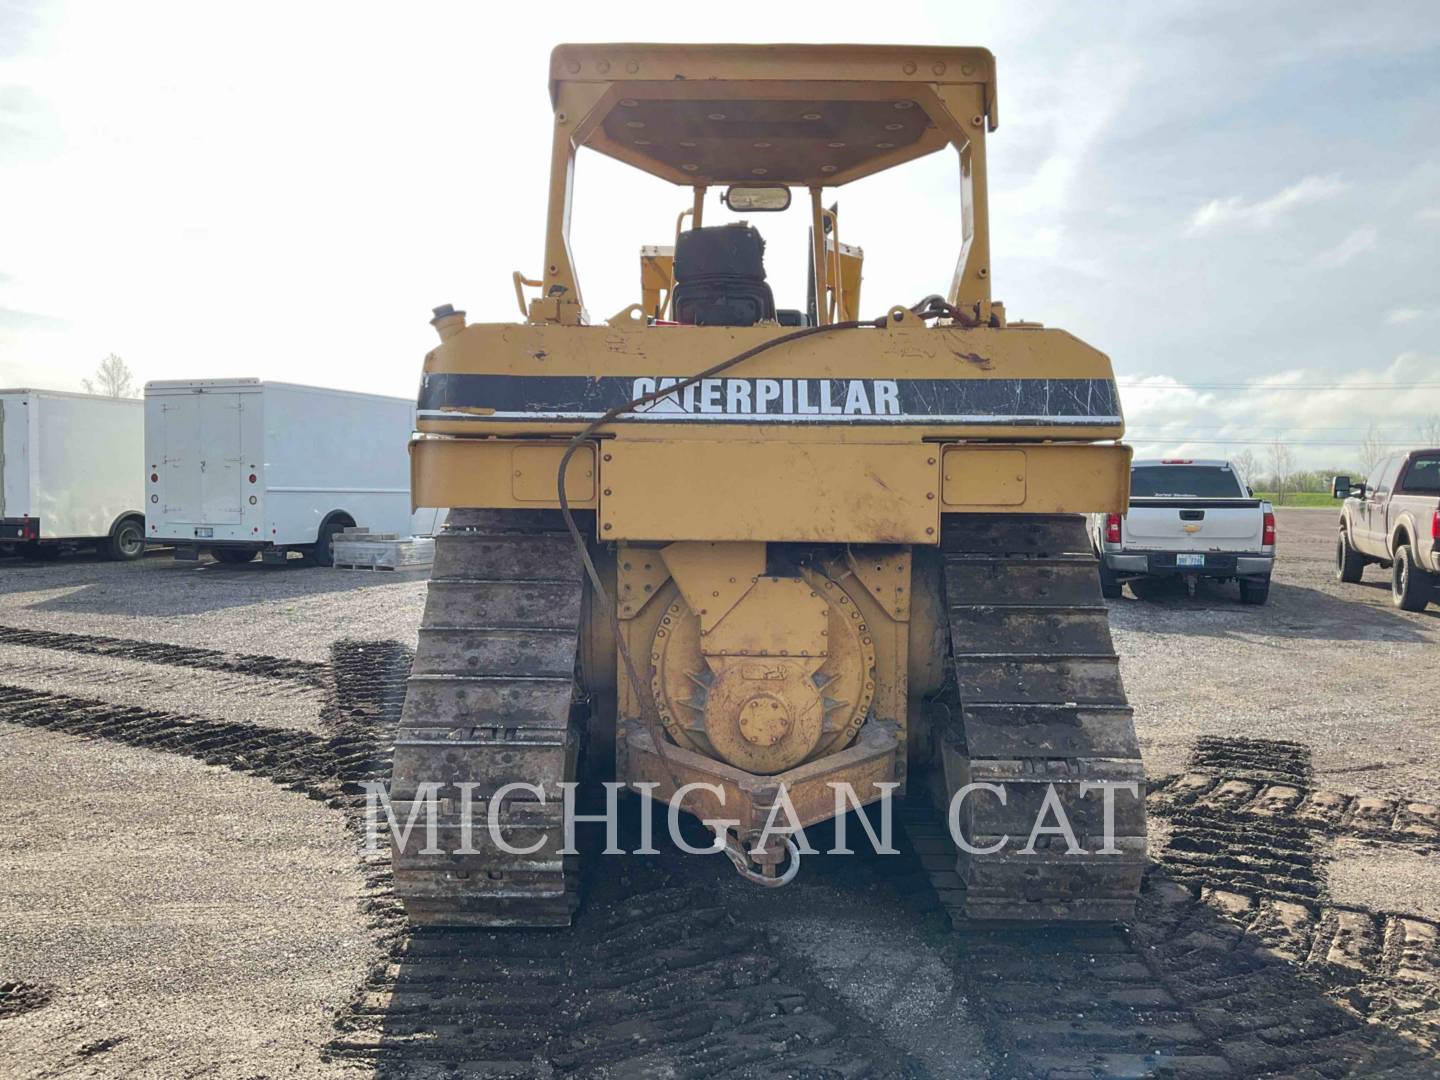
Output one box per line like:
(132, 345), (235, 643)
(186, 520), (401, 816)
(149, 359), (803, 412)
(0, 649), (328, 713)
(896, 801), (1234, 1078)
(1132, 881), (1436, 1078)
(1150, 771), (1440, 853)
(1149, 736), (1440, 1054)
(901, 773), (1440, 1077)
(0, 624), (327, 686)
(0, 682), (382, 802)
(328, 861), (897, 1079)
(0, 980), (52, 1019)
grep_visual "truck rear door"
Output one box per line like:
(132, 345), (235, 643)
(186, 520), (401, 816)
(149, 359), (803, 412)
(1123, 464), (1264, 553)
(161, 391), (245, 524)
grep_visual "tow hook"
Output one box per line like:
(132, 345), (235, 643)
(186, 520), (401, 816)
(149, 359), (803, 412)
(721, 830), (801, 887)
(1184, 573), (1198, 598)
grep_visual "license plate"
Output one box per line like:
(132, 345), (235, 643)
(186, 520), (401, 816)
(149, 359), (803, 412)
(1176, 553), (1205, 568)
(194, 527), (213, 538)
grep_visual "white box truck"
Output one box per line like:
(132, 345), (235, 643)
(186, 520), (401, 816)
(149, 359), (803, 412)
(0, 388), (147, 560)
(144, 379), (419, 565)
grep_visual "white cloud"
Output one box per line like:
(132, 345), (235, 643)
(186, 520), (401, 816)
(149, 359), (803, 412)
(1118, 353), (1440, 470)
(1418, 206), (1440, 222)
(1186, 173), (1348, 236)
(1385, 307), (1424, 325)
(1312, 225), (1377, 268)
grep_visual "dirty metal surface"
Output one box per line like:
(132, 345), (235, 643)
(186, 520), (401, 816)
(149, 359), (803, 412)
(936, 513), (1147, 921)
(389, 510), (585, 927)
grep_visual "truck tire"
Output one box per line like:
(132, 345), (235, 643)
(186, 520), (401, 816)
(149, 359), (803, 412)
(1098, 562), (1123, 599)
(309, 520), (345, 567)
(105, 517), (146, 562)
(1335, 528), (1365, 584)
(1239, 575), (1271, 605)
(1392, 545), (1433, 612)
(213, 548), (257, 565)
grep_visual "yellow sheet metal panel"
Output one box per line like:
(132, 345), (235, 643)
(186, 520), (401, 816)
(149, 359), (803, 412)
(424, 321), (1117, 381)
(410, 438), (597, 510)
(600, 440), (939, 543)
(512, 444), (595, 502)
(940, 443), (1130, 514)
(659, 540), (765, 633)
(944, 448), (1026, 506)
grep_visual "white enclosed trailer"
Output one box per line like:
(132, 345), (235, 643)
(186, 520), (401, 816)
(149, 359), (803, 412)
(144, 379), (418, 564)
(0, 388), (146, 560)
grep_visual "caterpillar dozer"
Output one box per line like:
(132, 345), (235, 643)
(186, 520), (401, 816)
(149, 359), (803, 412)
(392, 43), (1145, 927)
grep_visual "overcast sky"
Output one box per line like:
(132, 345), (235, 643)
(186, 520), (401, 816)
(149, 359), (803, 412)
(2, 0), (1438, 470)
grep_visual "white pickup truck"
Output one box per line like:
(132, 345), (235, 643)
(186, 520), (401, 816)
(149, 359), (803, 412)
(1089, 458), (1276, 604)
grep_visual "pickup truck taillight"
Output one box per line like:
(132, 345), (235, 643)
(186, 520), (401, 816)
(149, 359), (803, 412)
(1432, 509), (1439, 541)
(1104, 513), (1122, 543)
(1263, 511), (1276, 546)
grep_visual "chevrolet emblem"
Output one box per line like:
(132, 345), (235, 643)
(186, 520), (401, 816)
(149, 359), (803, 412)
(1183, 523), (1202, 533)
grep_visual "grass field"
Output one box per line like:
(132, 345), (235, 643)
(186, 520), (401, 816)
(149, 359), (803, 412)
(1253, 491), (1337, 507)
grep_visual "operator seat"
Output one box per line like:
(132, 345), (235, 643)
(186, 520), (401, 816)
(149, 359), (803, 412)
(672, 223), (777, 327)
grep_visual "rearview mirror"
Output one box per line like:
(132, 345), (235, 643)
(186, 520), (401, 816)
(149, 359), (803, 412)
(723, 185), (791, 212)
(1331, 475), (1352, 499)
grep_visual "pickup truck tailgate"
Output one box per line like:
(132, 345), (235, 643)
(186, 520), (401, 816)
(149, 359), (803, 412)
(1124, 499), (1265, 552)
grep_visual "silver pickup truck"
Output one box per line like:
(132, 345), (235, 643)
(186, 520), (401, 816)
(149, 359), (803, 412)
(1333, 449), (1440, 612)
(1090, 459), (1276, 604)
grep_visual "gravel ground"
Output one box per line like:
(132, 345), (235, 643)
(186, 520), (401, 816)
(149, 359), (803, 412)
(0, 642), (330, 733)
(715, 872), (990, 1078)
(1, 515), (1436, 1077)
(1113, 508), (1440, 800)
(0, 551), (428, 661)
(1325, 838), (1440, 921)
(0, 724), (370, 1080)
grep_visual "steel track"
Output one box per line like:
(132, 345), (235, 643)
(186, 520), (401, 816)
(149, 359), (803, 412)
(935, 513), (1147, 921)
(389, 510), (585, 927)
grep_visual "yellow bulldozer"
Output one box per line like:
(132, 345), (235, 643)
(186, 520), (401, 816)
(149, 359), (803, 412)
(391, 43), (1145, 926)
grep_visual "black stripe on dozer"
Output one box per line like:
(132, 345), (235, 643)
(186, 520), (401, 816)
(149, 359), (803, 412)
(931, 513), (1147, 922)
(416, 372), (1122, 423)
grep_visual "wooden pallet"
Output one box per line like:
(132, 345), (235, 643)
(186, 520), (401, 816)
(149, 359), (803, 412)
(332, 536), (435, 572)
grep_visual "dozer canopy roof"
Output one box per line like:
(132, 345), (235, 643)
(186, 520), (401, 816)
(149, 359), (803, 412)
(549, 43), (997, 187)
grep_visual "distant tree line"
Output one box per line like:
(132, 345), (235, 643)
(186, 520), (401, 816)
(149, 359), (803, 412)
(1232, 415), (1440, 504)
